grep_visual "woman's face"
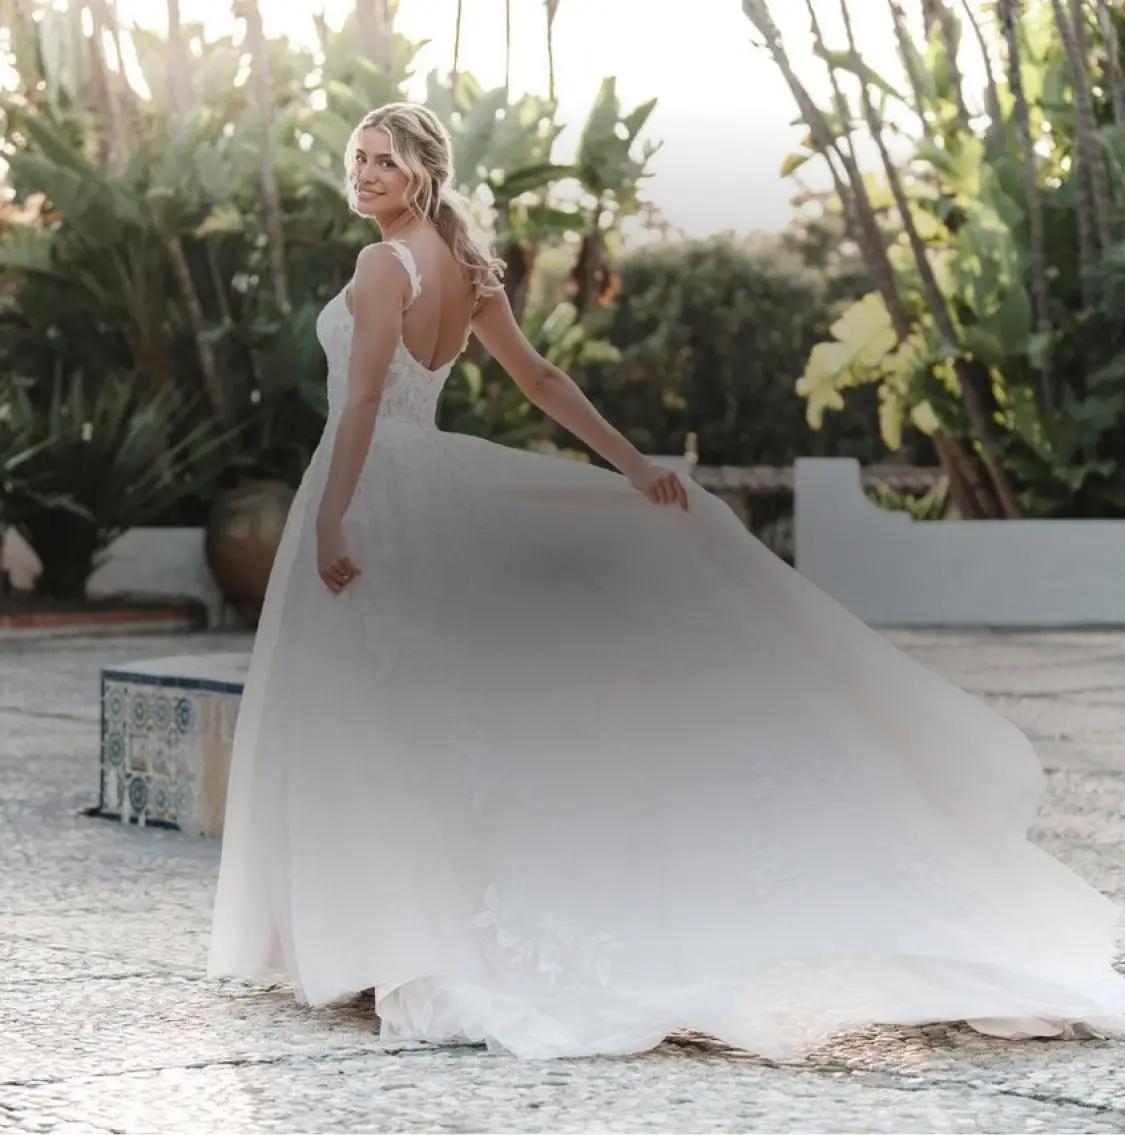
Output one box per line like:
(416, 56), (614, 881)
(351, 127), (411, 220)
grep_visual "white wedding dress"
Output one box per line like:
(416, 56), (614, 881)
(208, 239), (1125, 1060)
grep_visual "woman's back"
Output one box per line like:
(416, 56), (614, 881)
(346, 230), (477, 372)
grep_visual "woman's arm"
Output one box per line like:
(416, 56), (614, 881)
(470, 284), (689, 509)
(315, 244), (409, 593)
(316, 244), (409, 529)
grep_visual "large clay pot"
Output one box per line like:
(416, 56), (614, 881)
(205, 478), (295, 627)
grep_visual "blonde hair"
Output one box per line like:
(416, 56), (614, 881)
(343, 102), (506, 305)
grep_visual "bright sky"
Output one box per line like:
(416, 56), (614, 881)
(20, 1), (991, 237)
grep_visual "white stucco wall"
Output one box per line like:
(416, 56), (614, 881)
(3, 525), (227, 627)
(87, 528), (225, 628)
(794, 458), (1125, 627)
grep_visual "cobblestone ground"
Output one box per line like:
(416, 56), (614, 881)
(2, 628), (1125, 1133)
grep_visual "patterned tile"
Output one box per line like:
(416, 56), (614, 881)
(97, 657), (247, 836)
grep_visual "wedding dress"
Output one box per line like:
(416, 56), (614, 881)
(207, 238), (1125, 1060)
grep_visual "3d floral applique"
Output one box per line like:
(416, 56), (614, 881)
(472, 884), (625, 987)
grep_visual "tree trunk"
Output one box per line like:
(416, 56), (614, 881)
(887, 0), (935, 142)
(933, 431), (998, 519)
(802, 0), (862, 170)
(501, 236), (534, 323)
(356, 0), (393, 72)
(452, 0), (463, 89)
(838, 0), (1020, 517)
(959, 0), (1002, 132)
(998, 0), (1054, 409)
(94, 0), (142, 152)
(1070, 0), (1114, 246)
(923, 0), (970, 129)
(569, 209), (604, 316)
(545, 0), (559, 102)
(1096, 0), (1125, 124)
(85, 0), (130, 174)
(83, 2), (115, 169)
(746, 1), (906, 343)
(746, 0), (989, 514)
(504, 0), (511, 100)
(165, 0), (192, 114)
(166, 234), (228, 427)
(242, 0), (292, 315)
(1051, 0), (1113, 259)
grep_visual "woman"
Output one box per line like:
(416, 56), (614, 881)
(208, 101), (1125, 1060)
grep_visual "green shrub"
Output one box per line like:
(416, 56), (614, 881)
(574, 232), (931, 468)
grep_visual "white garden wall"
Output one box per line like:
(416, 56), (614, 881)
(87, 528), (226, 628)
(794, 457), (1125, 627)
(2, 525), (228, 627)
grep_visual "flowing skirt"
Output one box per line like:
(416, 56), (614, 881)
(208, 420), (1125, 1059)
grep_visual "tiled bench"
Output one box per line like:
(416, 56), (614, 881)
(95, 654), (249, 836)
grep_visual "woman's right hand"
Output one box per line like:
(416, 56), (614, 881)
(626, 459), (690, 511)
(316, 516), (363, 595)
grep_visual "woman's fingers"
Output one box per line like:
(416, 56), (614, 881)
(648, 472), (688, 510)
(320, 556), (362, 595)
(673, 474), (688, 510)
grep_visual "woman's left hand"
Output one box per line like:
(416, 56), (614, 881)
(316, 517), (362, 595)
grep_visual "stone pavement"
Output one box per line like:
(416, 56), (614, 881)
(2, 628), (1125, 1133)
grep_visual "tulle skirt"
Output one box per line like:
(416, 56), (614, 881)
(208, 419), (1125, 1059)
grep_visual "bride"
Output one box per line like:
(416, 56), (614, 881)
(207, 101), (1125, 1060)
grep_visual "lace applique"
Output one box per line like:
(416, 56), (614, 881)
(472, 884), (625, 987)
(314, 239), (479, 431)
(383, 239), (422, 308)
(317, 294), (448, 431)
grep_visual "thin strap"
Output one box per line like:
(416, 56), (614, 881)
(383, 239), (422, 308)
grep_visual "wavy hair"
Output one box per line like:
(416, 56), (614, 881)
(343, 102), (506, 305)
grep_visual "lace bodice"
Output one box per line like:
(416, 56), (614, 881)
(314, 239), (466, 430)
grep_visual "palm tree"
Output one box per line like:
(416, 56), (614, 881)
(165, 0), (192, 115)
(1096, 0), (1125, 124)
(836, 0), (1020, 516)
(744, 0), (991, 517)
(545, 0), (560, 103)
(959, 0), (1002, 131)
(747, 0), (898, 341)
(504, 0), (511, 101)
(452, 0), (463, 90)
(356, 0), (393, 72)
(997, 0), (1053, 409)
(86, 0), (132, 173)
(236, 0), (292, 315)
(887, 0), (935, 142)
(1050, 0), (1113, 262)
(922, 0), (970, 129)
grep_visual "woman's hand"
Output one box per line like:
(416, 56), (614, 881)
(626, 459), (690, 511)
(316, 516), (362, 595)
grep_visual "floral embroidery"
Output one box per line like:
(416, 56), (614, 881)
(472, 883), (625, 987)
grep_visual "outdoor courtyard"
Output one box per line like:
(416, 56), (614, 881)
(2, 627), (1124, 1133)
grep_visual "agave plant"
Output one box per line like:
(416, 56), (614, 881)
(0, 370), (235, 598)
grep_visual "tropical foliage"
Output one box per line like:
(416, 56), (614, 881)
(0, 0), (664, 593)
(743, 0), (1125, 518)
